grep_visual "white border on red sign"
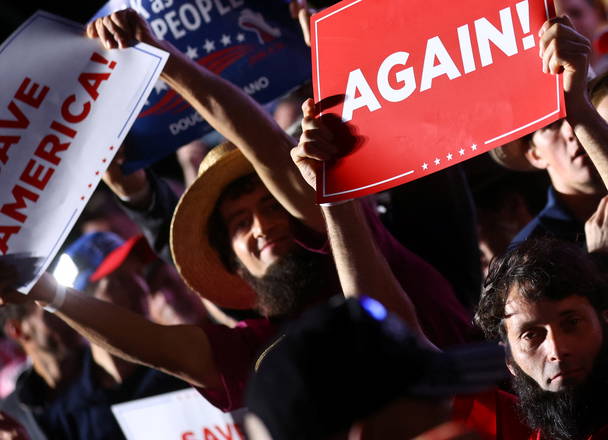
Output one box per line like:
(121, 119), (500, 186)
(314, 0), (560, 198)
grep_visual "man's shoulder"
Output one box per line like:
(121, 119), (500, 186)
(511, 198), (582, 247)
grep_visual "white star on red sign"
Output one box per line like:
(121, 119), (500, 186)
(446, 153), (453, 160)
(471, 144), (478, 151)
(422, 163), (428, 170)
(459, 148), (465, 156)
(434, 158), (440, 165)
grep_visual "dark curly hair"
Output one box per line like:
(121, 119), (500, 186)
(475, 238), (608, 342)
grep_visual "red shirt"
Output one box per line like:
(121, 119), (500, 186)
(453, 389), (532, 440)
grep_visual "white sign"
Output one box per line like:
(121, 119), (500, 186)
(112, 388), (247, 440)
(0, 11), (168, 292)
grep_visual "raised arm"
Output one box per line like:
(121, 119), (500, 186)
(0, 270), (220, 389)
(541, 16), (608, 187)
(291, 99), (434, 349)
(87, 10), (324, 231)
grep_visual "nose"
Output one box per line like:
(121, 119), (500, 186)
(251, 211), (273, 239)
(560, 120), (576, 143)
(545, 328), (573, 362)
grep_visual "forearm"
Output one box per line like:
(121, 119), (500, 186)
(568, 98), (608, 189)
(32, 274), (218, 388)
(158, 43), (324, 229)
(321, 201), (433, 347)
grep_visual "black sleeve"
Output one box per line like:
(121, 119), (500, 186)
(118, 170), (179, 264)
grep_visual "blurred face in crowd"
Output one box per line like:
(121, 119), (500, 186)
(557, 0), (603, 42)
(503, 289), (605, 392)
(219, 181), (296, 278)
(17, 306), (82, 361)
(91, 254), (149, 316)
(527, 119), (603, 195)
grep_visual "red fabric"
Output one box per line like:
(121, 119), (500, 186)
(453, 389), (532, 440)
(197, 318), (279, 412)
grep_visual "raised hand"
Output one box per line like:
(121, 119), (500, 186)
(85, 8), (159, 50)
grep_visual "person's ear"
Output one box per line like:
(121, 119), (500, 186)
(3, 320), (24, 343)
(524, 141), (549, 170)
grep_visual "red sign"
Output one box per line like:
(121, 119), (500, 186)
(311, 0), (562, 203)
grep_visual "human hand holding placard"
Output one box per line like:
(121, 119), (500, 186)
(0, 11), (167, 292)
(311, 0), (568, 203)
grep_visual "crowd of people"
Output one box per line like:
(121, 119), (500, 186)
(3, 0), (608, 438)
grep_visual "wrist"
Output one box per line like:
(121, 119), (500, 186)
(41, 284), (67, 313)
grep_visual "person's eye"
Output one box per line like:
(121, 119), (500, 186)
(230, 217), (251, 234)
(520, 329), (543, 347)
(522, 331), (537, 341)
(564, 317), (583, 331)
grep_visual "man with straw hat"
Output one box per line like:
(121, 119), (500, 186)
(0, 6), (474, 413)
(490, 70), (608, 249)
(89, 8), (474, 344)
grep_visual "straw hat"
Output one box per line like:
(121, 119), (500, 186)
(170, 142), (257, 309)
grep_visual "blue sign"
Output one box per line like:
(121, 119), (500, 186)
(91, 0), (311, 173)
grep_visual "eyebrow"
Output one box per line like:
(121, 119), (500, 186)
(505, 309), (583, 332)
(224, 208), (248, 225)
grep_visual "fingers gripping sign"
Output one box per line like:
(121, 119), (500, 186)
(86, 9), (158, 50)
(291, 98), (338, 190)
(538, 15), (591, 102)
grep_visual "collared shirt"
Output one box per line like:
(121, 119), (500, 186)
(511, 186), (586, 248)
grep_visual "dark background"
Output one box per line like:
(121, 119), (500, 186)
(0, 0), (338, 43)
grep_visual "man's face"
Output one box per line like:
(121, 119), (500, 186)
(219, 182), (295, 278)
(557, 0), (602, 43)
(503, 289), (605, 391)
(21, 306), (82, 360)
(528, 119), (603, 195)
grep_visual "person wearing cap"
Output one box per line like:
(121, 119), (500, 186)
(289, 13), (608, 439)
(0, 232), (189, 440)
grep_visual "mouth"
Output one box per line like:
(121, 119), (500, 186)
(549, 368), (585, 384)
(258, 236), (291, 254)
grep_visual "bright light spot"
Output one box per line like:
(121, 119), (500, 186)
(52, 254), (78, 288)
(360, 296), (387, 321)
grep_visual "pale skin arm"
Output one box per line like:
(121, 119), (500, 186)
(291, 99), (435, 349)
(0, 271), (221, 389)
(540, 16), (608, 188)
(585, 195), (608, 252)
(86, 10), (324, 231)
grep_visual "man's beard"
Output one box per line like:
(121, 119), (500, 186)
(511, 329), (608, 440)
(240, 247), (339, 318)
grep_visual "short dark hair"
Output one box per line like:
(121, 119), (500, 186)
(207, 173), (262, 273)
(475, 238), (608, 341)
